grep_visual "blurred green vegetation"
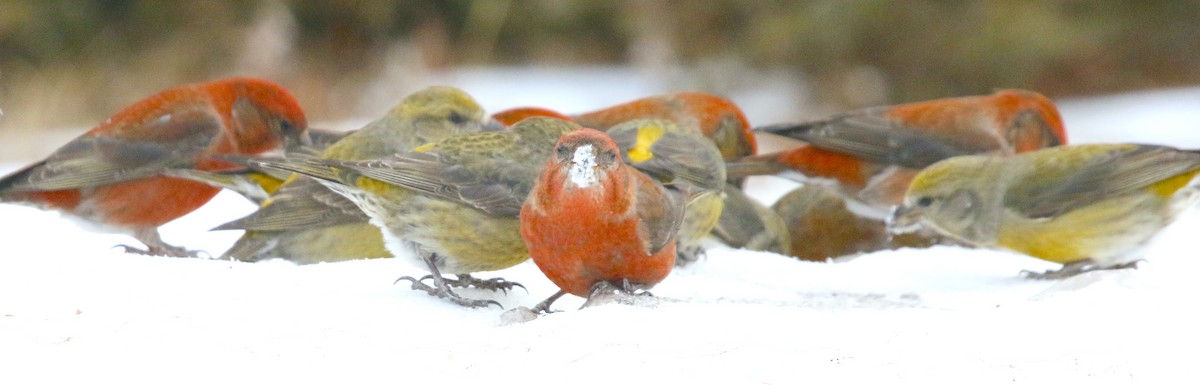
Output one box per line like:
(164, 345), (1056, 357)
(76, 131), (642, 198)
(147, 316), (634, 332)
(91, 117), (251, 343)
(1, 0), (1198, 130)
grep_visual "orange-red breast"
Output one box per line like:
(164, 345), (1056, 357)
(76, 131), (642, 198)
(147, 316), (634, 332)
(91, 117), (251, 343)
(521, 128), (684, 311)
(737, 89), (1067, 211)
(572, 92), (757, 161)
(0, 77), (309, 257)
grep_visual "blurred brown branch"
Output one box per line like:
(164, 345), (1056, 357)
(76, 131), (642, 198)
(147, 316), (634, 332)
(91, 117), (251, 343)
(1, 0), (1198, 133)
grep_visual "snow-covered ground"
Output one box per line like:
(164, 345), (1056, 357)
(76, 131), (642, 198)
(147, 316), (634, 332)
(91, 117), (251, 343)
(2, 84), (1200, 384)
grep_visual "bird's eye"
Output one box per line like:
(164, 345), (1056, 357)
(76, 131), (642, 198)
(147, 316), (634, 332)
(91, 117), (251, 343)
(556, 145), (572, 160)
(279, 120), (294, 133)
(449, 112), (468, 125)
(598, 149), (617, 164)
(916, 196), (934, 207)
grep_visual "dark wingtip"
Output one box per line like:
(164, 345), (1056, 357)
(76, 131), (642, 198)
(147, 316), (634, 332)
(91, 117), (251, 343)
(211, 215), (252, 231)
(218, 235), (273, 262)
(724, 154), (783, 182)
(751, 122), (817, 137)
(0, 160), (46, 196)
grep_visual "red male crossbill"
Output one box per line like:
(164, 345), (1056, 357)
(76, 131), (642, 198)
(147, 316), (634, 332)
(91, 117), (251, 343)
(249, 117), (578, 307)
(494, 92), (756, 161)
(573, 92), (757, 161)
(0, 77), (309, 257)
(770, 183), (940, 262)
(491, 107), (574, 127)
(521, 128), (683, 311)
(736, 89), (1067, 211)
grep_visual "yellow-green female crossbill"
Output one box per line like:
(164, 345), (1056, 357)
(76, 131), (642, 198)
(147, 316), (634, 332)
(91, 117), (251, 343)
(250, 117), (578, 307)
(890, 143), (1200, 278)
(606, 119), (726, 265)
(214, 86), (501, 265)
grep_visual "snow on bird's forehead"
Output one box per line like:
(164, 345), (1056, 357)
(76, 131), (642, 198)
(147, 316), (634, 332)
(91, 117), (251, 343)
(569, 144), (599, 187)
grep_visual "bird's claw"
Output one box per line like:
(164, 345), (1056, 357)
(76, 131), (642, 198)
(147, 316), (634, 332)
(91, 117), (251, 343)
(113, 244), (208, 258)
(581, 279), (655, 308)
(446, 274), (527, 294)
(674, 245), (707, 267)
(1020, 260), (1141, 280)
(394, 275), (503, 309)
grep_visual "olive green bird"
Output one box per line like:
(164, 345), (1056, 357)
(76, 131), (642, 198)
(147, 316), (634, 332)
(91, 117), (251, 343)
(890, 143), (1200, 278)
(605, 119), (727, 266)
(249, 117), (578, 308)
(711, 183), (791, 255)
(212, 86), (502, 265)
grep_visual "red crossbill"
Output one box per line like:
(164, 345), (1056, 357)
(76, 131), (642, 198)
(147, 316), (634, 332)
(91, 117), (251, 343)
(491, 107), (574, 127)
(571, 92), (769, 260)
(738, 89), (1067, 211)
(776, 183), (885, 262)
(521, 128), (683, 311)
(249, 117), (578, 307)
(0, 77), (309, 257)
(572, 92), (757, 161)
(605, 119), (725, 265)
(890, 144), (1200, 278)
(770, 183), (938, 262)
(495, 104), (741, 265)
(214, 86), (499, 265)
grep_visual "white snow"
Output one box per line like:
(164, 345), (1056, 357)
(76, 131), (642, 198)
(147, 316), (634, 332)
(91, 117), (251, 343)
(569, 144), (598, 187)
(3, 86), (1200, 384)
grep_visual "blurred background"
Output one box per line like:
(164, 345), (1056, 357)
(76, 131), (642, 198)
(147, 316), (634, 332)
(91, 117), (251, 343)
(2, 0), (1199, 160)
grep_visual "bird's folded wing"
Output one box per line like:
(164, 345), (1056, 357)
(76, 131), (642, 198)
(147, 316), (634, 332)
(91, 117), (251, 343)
(1011, 145), (1200, 218)
(8, 105), (222, 190)
(756, 112), (986, 169)
(214, 176), (368, 231)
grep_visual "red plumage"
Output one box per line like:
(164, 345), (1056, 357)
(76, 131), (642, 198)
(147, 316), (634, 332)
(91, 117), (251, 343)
(0, 77), (309, 256)
(521, 129), (682, 299)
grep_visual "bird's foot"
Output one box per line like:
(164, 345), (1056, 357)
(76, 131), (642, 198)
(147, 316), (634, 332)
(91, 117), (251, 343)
(1020, 260), (1141, 280)
(581, 280), (657, 308)
(498, 290), (572, 324)
(432, 274), (527, 294)
(530, 290), (567, 314)
(395, 275), (502, 309)
(674, 245), (707, 267)
(114, 244), (208, 258)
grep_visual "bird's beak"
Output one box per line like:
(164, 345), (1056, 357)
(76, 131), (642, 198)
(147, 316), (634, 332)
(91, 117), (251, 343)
(283, 130), (317, 157)
(482, 119), (505, 132)
(886, 204), (923, 235)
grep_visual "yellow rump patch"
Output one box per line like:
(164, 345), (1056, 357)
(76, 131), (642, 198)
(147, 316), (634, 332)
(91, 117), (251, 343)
(627, 123), (666, 163)
(1150, 169), (1200, 198)
(249, 173), (285, 195)
(412, 143), (437, 153)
